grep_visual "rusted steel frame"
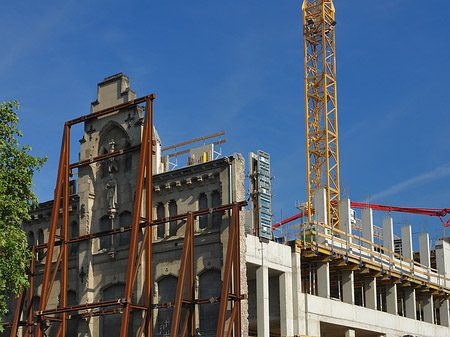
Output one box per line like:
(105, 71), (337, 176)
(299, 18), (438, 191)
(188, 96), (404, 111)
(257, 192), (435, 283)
(233, 205), (241, 336)
(216, 205), (237, 337)
(188, 212), (195, 336)
(131, 226), (149, 287)
(9, 290), (25, 337)
(36, 126), (67, 337)
(31, 202), (248, 252)
(43, 244), (64, 306)
(169, 214), (192, 336)
(162, 131), (226, 152)
(151, 202), (247, 225)
(180, 213), (195, 337)
(144, 96), (153, 337)
(67, 94), (154, 126)
(24, 246), (36, 337)
(69, 145), (140, 170)
(137, 311), (148, 337)
(37, 299), (124, 316)
(225, 305), (238, 337)
(60, 123), (70, 337)
(10, 248), (36, 337)
(166, 139), (227, 158)
(120, 97), (153, 337)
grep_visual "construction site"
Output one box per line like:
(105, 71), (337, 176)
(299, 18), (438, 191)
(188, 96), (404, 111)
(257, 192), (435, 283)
(3, 1), (450, 337)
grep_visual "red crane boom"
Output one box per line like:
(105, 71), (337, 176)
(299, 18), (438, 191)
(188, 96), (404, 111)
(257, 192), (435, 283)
(272, 202), (450, 229)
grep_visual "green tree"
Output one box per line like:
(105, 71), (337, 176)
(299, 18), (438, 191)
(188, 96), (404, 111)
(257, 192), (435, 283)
(0, 101), (46, 330)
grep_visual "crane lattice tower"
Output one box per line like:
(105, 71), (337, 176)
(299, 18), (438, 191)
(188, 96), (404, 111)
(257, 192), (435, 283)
(302, 0), (340, 228)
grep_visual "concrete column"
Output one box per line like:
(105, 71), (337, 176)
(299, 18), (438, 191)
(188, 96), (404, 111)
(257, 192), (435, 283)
(317, 262), (330, 298)
(382, 218), (394, 255)
(291, 252), (306, 335)
(339, 199), (352, 237)
(419, 233), (431, 267)
(401, 225), (413, 260)
(436, 238), (450, 326)
(440, 300), (450, 327)
(404, 288), (416, 319)
(315, 188), (328, 245)
(423, 294), (434, 323)
(342, 270), (354, 304)
(361, 209), (374, 251)
(279, 272), (294, 337)
(385, 283), (398, 315)
(307, 318), (321, 337)
(315, 188), (327, 225)
(256, 266), (269, 337)
(344, 328), (356, 337)
(364, 277), (377, 309)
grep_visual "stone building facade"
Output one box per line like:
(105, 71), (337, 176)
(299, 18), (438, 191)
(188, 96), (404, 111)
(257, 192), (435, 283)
(5, 74), (450, 337)
(5, 73), (248, 337)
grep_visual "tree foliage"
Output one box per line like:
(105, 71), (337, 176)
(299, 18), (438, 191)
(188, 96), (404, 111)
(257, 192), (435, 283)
(0, 101), (46, 330)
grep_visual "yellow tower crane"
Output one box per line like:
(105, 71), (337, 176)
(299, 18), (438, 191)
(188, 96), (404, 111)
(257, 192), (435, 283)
(302, 0), (340, 229)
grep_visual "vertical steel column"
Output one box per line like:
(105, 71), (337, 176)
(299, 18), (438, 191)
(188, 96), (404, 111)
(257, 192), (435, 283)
(179, 213), (195, 337)
(36, 127), (68, 337)
(144, 98), (153, 337)
(233, 205), (241, 336)
(170, 214), (193, 336)
(60, 123), (70, 337)
(120, 97), (152, 337)
(216, 206), (237, 337)
(9, 290), (25, 337)
(24, 247), (36, 337)
(188, 213), (195, 336)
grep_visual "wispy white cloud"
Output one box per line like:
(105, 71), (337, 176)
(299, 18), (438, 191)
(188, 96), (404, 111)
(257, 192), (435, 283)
(372, 163), (450, 201)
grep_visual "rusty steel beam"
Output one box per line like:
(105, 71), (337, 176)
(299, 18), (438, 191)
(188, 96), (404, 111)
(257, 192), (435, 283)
(69, 145), (141, 170)
(165, 139), (227, 159)
(188, 212), (195, 337)
(144, 100), (153, 337)
(67, 95), (154, 126)
(30, 202), (246, 252)
(60, 123), (70, 337)
(24, 246), (36, 337)
(169, 214), (192, 337)
(120, 97), (153, 337)
(216, 204), (238, 337)
(36, 299), (125, 316)
(233, 205), (241, 337)
(9, 290), (25, 337)
(161, 131), (226, 152)
(36, 125), (68, 337)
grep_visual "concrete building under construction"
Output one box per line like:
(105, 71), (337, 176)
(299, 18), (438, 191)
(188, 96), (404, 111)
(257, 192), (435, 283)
(3, 73), (450, 337)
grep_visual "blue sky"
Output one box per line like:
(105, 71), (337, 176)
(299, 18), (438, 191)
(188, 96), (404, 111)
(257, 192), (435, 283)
(2, 1), (450, 247)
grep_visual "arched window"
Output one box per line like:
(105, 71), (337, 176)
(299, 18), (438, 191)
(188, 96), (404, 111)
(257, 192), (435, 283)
(199, 270), (221, 334)
(168, 200), (178, 236)
(99, 216), (111, 250)
(102, 284), (125, 337)
(70, 222), (79, 256)
(198, 193), (208, 230)
(119, 211), (132, 246)
(37, 229), (45, 260)
(156, 203), (165, 239)
(67, 291), (77, 337)
(157, 276), (178, 336)
(27, 231), (35, 247)
(212, 191), (222, 228)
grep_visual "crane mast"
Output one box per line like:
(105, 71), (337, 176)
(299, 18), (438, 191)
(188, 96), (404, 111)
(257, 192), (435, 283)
(302, 0), (340, 228)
